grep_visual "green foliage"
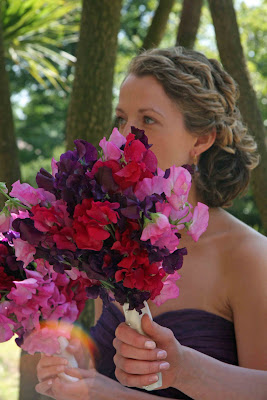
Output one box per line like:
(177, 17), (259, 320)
(1, 0), (81, 89)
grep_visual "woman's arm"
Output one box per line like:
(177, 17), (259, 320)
(114, 315), (267, 400)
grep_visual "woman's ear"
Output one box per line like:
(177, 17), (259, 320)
(191, 129), (216, 158)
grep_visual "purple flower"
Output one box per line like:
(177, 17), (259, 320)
(162, 247), (187, 274)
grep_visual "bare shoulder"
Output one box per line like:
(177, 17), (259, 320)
(214, 209), (267, 302)
(219, 210), (267, 268)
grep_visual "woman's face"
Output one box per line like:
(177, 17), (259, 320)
(116, 74), (197, 170)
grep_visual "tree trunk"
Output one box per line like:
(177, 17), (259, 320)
(142, 0), (175, 50)
(66, 0), (122, 150)
(208, 0), (267, 233)
(176, 0), (203, 48)
(0, 11), (20, 208)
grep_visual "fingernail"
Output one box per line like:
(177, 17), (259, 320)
(63, 359), (68, 365)
(47, 380), (53, 385)
(157, 350), (167, 359)
(149, 375), (159, 383)
(145, 340), (156, 349)
(159, 362), (170, 371)
(57, 366), (65, 372)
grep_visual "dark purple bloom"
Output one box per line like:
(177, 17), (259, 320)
(12, 219), (43, 246)
(74, 140), (98, 167)
(181, 164), (194, 176)
(86, 285), (101, 300)
(95, 166), (119, 193)
(162, 247), (188, 274)
(130, 126), (152, 150)
(36, 168), (57, 195)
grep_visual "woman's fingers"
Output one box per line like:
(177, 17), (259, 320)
(114, 353), (170, 375)
(115, 367), (161, 388)
(115, 322), (156, 349)
(37, 356), (68, 382)
(113, 337), (167, 361)
(37, 364), (67, 381)
(35, 379), (54, 398)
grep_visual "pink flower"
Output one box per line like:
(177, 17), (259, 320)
(10, 181), (55, 207)
(109, 127), (127, 148)
(0, 314), (15, 342)
(134, 176), (165, 201)
(51, 157), (58, 177)
(0, 213), (12, 233)
(141, 213), (180, 252)
(163, 166), (192, 210)
(99, 137), (122, 161)
(7, 278), (38, 305)
(13, 238), (36, 266)
(152, 271), (180, 306)
(187, 202), (209, 242)
(0, 210), (30, 233)
(21, 322), (72, 355)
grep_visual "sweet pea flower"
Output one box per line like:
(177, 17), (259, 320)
(134, 176), (165, 201)
(0, 209), (30, 234)
(186, 202), (209, 242)
(10, 181), (55, 208)
(13, 238), (36, 266)
(51, 157), (58, 177)
(163, 166), (192, 210)
(99, 137), (122, 161)
(7, 278), (38, 305)
(0, 314), (15, 342)
(152, 271), (180, 307)
(0, 213), (12, 233)
(141, 213), (180, 252)
(99, 128), (126, 161)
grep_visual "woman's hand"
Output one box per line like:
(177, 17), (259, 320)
(36, 336), (92, 398)
(113, 313), (184, 389)
(36, 366), (130, 400)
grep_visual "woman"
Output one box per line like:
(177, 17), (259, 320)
(36, 47), (267, 399)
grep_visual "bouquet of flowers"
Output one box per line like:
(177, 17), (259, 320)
(0, 127), (208, 389)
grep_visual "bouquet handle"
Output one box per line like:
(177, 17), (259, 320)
(123, 301), (162, 391)
(56, 336), (79, 382)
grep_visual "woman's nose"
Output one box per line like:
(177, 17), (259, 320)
(121, 121), (142, 137)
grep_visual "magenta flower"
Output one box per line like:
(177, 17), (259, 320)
(7, 278), (38, 305)
(13, 238), (36, 266)
(51, 157), (58, 177)
(99, 128), (126, 161)
(152, 271), (180, 307)
(141, 213), (180, 252)
(187, 202), (209, 242)
(22, 327), (60, 355)
(163, 166), (192, 210)
(0, 314), (15, 342)
(10, 181), (55, 207)
(0, 210), (29, 233)
(134, 176), (165, 201)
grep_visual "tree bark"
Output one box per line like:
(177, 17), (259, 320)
(176, 0), (203, 48)
(66, 0), (122, 150)
(208, 0), (267, 233)
(142, 0), (175, 50)
(0, 10), (20, 208)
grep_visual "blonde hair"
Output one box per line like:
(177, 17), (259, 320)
(127, 47), (259, 207)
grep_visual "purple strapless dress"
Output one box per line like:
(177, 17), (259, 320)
(90, 303), (238, 399)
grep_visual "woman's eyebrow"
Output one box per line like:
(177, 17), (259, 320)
(115, 106), (164, 117)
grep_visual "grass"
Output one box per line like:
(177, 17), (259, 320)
(0, 337), (20, 400)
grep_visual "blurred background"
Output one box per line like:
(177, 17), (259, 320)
(0, 0), (266, 399)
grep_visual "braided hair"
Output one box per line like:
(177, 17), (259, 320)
(126, 47), (259, 207)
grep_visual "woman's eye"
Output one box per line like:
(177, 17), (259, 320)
(115, 116), (126, 126)
(144, 116), (155, 124)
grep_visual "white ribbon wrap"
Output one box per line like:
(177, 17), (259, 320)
(123, 301), (162, 391)
(57, 336), (79, 382)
